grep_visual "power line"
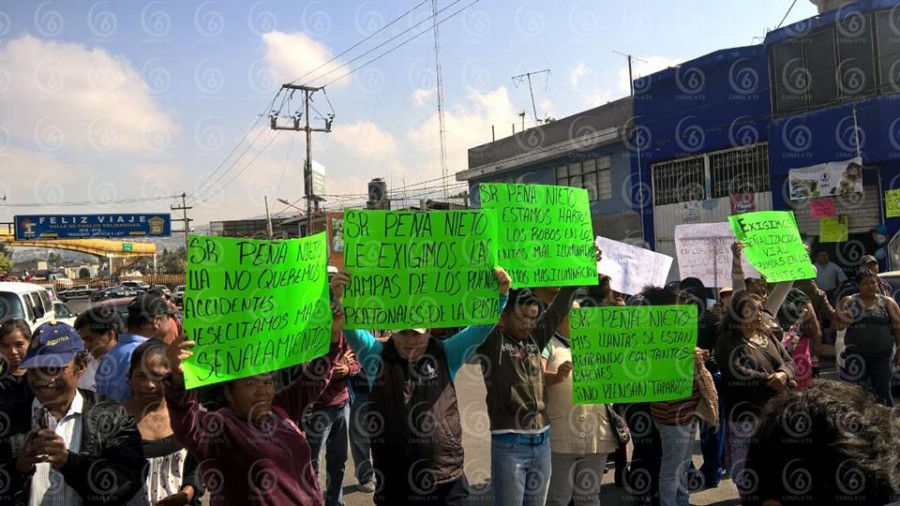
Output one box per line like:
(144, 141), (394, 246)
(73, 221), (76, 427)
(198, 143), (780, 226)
(287, 0), (431, 86)
(195, 131), (283, 203)
(189, 90), (283, 203)
(318, 0), (479, 88)
(191, 125), (271, 203)
(307, 0), (464, 88)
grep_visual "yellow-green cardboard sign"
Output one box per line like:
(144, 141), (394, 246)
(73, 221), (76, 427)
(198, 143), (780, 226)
(181, 233), (332, 389)
(342, 209), (500, 330)
(819, 216), (849, 243)
(886, 189), (900, 218)
(569, 306), (696, 404)
(480, 183), (596, 288)
(729, 211), (816, 283)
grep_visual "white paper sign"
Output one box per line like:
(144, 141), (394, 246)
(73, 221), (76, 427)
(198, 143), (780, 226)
(595, 236), (673, 295)
(674, 222), (760, 288)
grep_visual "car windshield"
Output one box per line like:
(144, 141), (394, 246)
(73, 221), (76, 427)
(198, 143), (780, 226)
(54, 303), (74, 317)
(0, 292), (26, 320)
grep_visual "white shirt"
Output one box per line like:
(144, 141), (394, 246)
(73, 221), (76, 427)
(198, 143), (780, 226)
(29, 392), (84, 506)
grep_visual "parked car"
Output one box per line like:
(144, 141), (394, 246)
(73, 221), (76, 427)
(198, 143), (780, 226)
(120, 280), (151, 294)
(92, 296), (135, 322)
(0, 282), (58, 332)
(173, 285), (185, 306)
(90, 286), (137, 301)
(58, 285), (95, 302)
(53, 301), (78, 326)
(150, 284), (172, 297)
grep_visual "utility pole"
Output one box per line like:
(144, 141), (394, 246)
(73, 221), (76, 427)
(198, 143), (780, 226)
(270, 84), (333, 236)
(264, 196), (273, 239)
(511, 69), (550, 125)
(170, 192), (193, 253)
(613, 51), (647, 96)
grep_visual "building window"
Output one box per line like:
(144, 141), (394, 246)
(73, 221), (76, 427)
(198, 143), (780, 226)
(651, 156), (705, 206)
(876, 10), (900, 93)
(651, 143), (769, 206)
(555, 155), (611, 201)
(772, 11), (891, 114)
(710, 143), (770, 198)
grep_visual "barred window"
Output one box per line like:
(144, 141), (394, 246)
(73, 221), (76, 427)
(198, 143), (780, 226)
(651, 143), (769, 205)
(710, 144), (770, 198)
(651, 156), (705, 206)
(555, 155), (612, 201)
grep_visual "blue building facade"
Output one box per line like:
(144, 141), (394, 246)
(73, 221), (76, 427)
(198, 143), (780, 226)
(633, 0), (900, 271)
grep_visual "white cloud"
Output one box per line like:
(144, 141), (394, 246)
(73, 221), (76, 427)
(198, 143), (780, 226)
(262, 31), (351, 87)
(409, 86), (519, 178)
(410, 88), (434, 106)
(585, 91), (615, 108)
(570, 63), (587, 87)
(0, 35), (176, 153)
(331, 120), (399, 160)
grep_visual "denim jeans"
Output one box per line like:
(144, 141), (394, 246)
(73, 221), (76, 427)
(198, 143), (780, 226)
(304, 403), (350, 506)
(546, 452), (608, 506)
(348, 389), (375, 484)
(491, 433), (552, 506)
(655, 421), (696, 506)
(840, 350), (896, 407)
(699, 373), (724, 487)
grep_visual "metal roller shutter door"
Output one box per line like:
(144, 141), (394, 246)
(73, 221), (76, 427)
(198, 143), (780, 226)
(792, 184), (881, 237)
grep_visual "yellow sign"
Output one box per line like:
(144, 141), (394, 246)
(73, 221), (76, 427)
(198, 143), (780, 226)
(819, 216), (849, 243)
(886, 189), (900, 218)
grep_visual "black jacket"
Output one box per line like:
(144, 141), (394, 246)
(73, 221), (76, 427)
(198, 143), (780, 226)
(0, 388), (145, 505)
(477, 286), (579, 432)
(370, 338), (464, 493)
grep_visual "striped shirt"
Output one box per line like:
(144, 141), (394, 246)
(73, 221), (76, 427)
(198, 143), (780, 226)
(650, 383), (701, 426)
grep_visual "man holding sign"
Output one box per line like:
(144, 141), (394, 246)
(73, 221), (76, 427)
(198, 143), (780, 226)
(330, 267), (511, 506)
(478, 285), (581, 506)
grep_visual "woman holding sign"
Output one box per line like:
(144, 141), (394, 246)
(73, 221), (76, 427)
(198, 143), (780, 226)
(330, 267), (511, 506)
(163, 304), (346, 506)
(542, 300), (619, 506)
(715, 290), (795, 494)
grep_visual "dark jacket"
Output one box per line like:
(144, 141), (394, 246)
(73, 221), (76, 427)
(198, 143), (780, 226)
(164, 345), (339, 506)
(715, 329), (796, 423)
(0, 389), (145, 505)
(477, 286), (579, 432)
(370, 338), (464, 492)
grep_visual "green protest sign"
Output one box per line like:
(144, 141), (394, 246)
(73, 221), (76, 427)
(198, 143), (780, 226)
(569, 306), (696, 404)
(181, 233), (332, 389)
(479, 183), (596, 288)
(729, 211), (816, 283)
(342, 209), (499, 330)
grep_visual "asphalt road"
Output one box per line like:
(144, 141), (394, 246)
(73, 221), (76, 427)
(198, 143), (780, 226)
(64, 297), (888, 505)
(335, 361), (743, 506)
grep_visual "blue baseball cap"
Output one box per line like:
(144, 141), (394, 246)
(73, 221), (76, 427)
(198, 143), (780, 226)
(19, 322), (85, 369)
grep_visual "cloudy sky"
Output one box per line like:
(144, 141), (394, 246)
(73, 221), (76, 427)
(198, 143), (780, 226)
(0, 0), (818, 226)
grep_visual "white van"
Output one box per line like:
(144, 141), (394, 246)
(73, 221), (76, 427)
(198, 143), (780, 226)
(0, 282), (59, 332)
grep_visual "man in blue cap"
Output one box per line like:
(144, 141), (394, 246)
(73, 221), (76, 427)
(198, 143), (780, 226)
(0, 321), (145, 505)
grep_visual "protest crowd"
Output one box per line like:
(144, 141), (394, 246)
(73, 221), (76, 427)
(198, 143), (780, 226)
(2, 189), (900, 506)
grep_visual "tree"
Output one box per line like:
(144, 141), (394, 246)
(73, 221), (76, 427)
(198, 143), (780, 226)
(160, 246), (186, 274)
(0, 242), (13, 274)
